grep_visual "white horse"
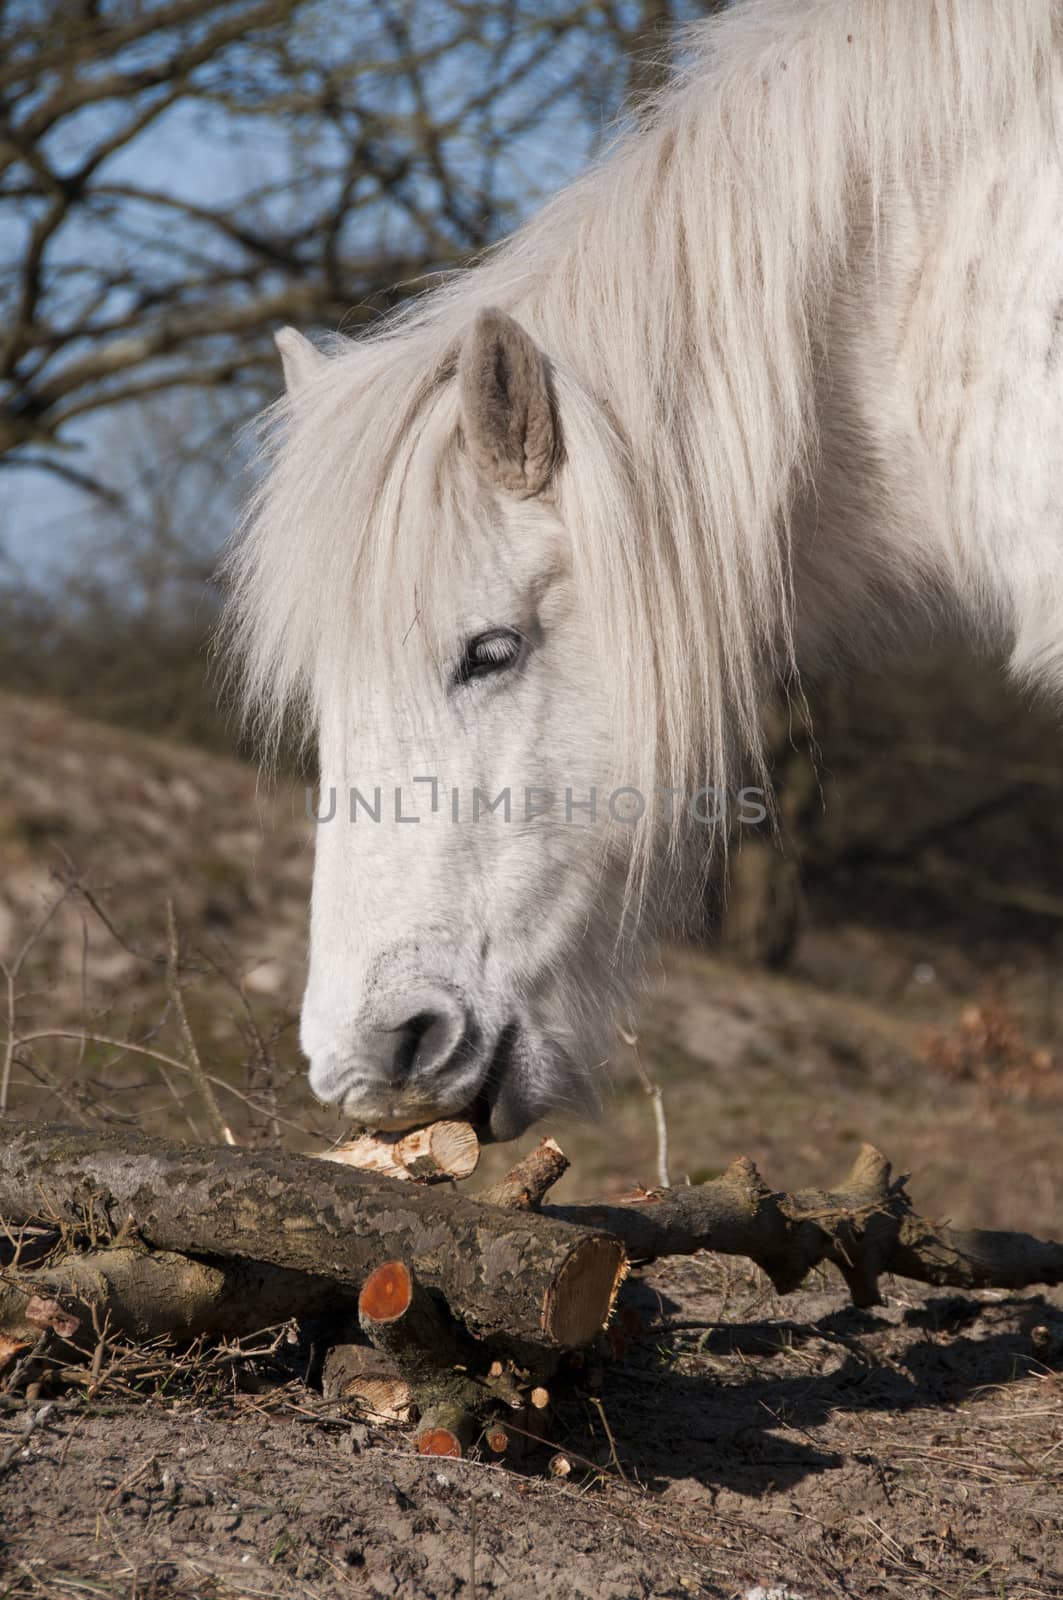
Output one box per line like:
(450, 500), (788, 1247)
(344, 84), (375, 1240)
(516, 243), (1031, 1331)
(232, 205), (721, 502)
(225, 0), (1063, 1140)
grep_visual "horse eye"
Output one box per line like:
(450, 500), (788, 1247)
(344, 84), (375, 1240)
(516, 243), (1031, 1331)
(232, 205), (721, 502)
(455, 628), (523, 685)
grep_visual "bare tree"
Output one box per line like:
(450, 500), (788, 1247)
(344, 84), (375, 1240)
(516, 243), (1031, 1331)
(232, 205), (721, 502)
(0, 0), (639, 499)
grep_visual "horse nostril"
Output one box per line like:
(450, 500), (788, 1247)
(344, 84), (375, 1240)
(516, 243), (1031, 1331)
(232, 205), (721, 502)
(389, 1010), (442, 1082)
(303, 989), (479, 1114)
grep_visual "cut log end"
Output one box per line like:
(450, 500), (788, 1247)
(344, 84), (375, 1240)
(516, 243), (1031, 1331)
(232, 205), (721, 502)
(322, 1343), (414, 1423)
(541, 1236), (627, 1348)
(415, 1121), (481, 1181)
(414, 1401), (477, 1458)
(317, 1120), (481, 1183)
(350, 1382), (413, 1425)
(359, 1260), (414, 1324)
(416, 1427), (465, 1458)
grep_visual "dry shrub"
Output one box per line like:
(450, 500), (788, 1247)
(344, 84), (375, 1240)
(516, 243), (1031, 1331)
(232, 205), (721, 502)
(921, 997), (1061, 1103)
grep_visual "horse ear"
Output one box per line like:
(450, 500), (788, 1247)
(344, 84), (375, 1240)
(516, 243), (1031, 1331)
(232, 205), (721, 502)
(458, 307), (558, 496)
(275, 327), (325, 393)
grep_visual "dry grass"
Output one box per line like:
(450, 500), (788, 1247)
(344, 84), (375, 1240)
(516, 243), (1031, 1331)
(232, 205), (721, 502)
(0, 865), (325, 1152)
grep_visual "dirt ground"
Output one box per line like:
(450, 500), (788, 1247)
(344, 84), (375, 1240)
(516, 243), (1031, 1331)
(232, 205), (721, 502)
(1, 686), (1062, 1598)
(2, 1260), (1061, 1599)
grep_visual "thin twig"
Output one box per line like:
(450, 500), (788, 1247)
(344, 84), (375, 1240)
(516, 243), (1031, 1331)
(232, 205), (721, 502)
(209, 943), (283, 1144)
(587, 1393), (628, 1483)
(13, 1030), (318, 1138)
(2, 1329), (54, 1398)
(618, 1026), (670, 1188)
(165, 900), (235, 1146)
(0, 889), (69, 1114)
(59, 869), (208, 976)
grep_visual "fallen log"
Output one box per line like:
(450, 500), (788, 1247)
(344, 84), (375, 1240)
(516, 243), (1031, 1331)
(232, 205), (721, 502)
(415, 1399), (478, 1458)
(1, 1122), (1060, 1356)
(0, 1119), (624, 1349)
(0, 1244), (350, 1343)
(549, 1144), (1063, 1308)
(358, 1261), (493, 1457)
(4, 1120), (1058, 1468)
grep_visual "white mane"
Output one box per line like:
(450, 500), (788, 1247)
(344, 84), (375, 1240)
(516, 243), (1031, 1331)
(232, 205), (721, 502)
(224, 0), (1057, 829)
